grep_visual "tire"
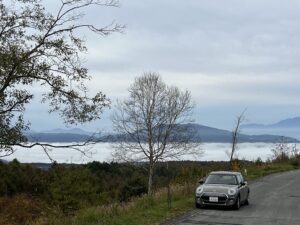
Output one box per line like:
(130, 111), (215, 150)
(234, 196), (241, 210)
(195, 202), (204, 208)
(245, 192), (250, 205)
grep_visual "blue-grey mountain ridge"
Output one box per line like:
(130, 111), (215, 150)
(24, 122), (299, 143)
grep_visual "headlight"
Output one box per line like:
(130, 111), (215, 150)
(228, 188), (237, 196)
(196, 186), (204, 194)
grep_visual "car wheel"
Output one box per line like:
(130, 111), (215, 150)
(234, 196), (240, 210)
(195, 202), (204, 209)
(245, 192), (250, 205)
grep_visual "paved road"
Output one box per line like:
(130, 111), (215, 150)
(163, 170), (300, 225)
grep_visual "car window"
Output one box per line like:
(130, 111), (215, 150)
(205, 174), (238, 185)
(239, 174), (244, 183)
(236, 175), (242, 184)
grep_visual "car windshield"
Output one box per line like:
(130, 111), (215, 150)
(205, 174), (238, 185)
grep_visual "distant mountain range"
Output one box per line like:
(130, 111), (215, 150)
(242, 117), (300, 129)
(41, 128), (93, 136)
(182, 124), (298, 143)
(25, 132), (91, 143)
(24, 123), (299, 143)
(24, 128), (101, 142)
(241, 117), (300, 139)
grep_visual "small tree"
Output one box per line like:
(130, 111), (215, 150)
(228, 110), (246, 170)
(0, 0), (123, 157)
(271, 137), (291, 162)
(112, 73), (202, 195)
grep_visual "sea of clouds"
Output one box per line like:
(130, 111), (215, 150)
(3, 142), (275, 164)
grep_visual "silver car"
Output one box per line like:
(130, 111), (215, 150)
(195, 171), (250, 210)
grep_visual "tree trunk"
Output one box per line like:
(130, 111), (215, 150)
(166, 161), (172, 209)
(148, 164), (154, 196)
(230, 140), (236, 170)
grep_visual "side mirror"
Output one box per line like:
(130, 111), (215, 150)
(241, 181), (247, 186)
(199, 178), (205, 185)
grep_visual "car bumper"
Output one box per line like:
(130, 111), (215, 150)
(195, 193), (237, 206)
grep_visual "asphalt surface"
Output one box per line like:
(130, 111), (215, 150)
(162, 169), (300, 225)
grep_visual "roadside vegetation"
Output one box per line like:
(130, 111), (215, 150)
(0, 150), (299, 225)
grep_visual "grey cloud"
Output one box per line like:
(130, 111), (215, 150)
(26, 0), (300, 130)
(83, 0), (300, 76)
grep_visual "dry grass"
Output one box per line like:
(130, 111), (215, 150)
(0, 194), (51, 225)
(30, 182), (196, 225)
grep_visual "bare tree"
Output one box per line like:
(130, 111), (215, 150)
(112, 73), (202, 195)
(271, 136), (291, 162)
(0, 0), (123, 157)
(229, 109), (246, 168)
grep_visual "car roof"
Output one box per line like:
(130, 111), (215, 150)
(209, 171), (241, 175)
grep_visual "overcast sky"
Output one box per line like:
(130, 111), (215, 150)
(26, 0), (300, 132)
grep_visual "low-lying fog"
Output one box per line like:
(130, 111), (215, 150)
(2, 142), (279, 164)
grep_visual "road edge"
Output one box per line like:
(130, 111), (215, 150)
(160, 169), (300, 225)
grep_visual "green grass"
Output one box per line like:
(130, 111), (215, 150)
(32, 162), (299, 225)
(244, 163), (297, 181)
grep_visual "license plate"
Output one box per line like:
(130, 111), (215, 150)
(209, 197), (218, 202)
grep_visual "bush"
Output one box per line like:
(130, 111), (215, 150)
(290, 160), (300, 168)
(119, 177), (147, 202)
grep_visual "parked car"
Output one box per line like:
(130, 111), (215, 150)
(195, 171), (249, 209)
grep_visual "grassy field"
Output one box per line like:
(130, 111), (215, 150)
(244, 162), (298, 181)
(31, 162), (299, 225)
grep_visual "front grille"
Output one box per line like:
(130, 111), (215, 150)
(201, 192), (228, 204)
